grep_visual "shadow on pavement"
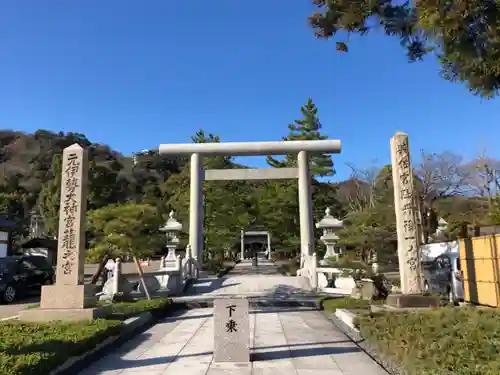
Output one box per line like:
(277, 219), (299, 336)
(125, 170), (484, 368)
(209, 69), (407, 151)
(252, 344), (360, 361)
(185, 278), (240, 295)
(154, 306), (319, 323)
(86, 339), (359, 372)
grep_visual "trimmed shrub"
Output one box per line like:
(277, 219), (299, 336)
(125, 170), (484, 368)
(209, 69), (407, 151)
(319, 296), (371, 312)
(355, 307), (500, 375)
(104, 297), (172, 318)
(0, 319), (121, 375)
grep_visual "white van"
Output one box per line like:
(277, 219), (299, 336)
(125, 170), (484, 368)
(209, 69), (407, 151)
(423, 252), (464, 304)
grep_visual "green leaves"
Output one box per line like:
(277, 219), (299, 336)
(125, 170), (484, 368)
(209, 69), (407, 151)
(0, 319), (121, 375)
(357, 307), (500, 374)
(309, 0), (500, 97)
(490, 196), (500, 225)
(336, 41), (348, 52)
(267, 97), (335, 177)
(38, 154), (62, 236)
(86, 203), (164, 261)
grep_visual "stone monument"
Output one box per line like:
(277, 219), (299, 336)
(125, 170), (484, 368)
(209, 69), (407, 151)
(213, 297), (250, 363)
(316, 207), (344, 264)
(387, 133), (438, 308)
(20, 144), (109, 322)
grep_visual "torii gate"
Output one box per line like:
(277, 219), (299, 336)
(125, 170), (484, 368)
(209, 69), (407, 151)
(240, 229), (271, 260)
(159, 139), (342, 269)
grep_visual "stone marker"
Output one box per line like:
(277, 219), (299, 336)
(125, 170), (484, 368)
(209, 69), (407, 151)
(213, 297), (250, 363)
(20, 144), (109, 322)
(387, 133), (438, 308)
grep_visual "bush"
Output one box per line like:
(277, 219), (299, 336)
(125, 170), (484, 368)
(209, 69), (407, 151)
(203, 259), (223, 273)
(28, 297), (174, 318)
(319, 296), (371, 312)
(0, 319), (121, 375)
(104, 297), (172, 318)
(370, 274), (391, 300)
(327, 259), (392, 299)
(355, 307), (500, 375)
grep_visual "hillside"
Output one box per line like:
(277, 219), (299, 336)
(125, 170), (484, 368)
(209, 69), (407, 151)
(0, 129), (183, 227)
(0, 129), (493, 255)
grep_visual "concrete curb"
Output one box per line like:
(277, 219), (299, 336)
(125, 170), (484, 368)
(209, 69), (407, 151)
(334, 309), (359, 332)
(322, 310), (407, 375)
(51, 304), (186, 375)
(0, 315), (19, 321)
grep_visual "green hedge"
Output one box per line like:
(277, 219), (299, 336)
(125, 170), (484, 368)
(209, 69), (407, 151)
(104, 297), (172, 317)
(355, 307), (500, 375)
(318, 296), (385, 312)
(0, 319), (121, 375)
(1, 298), (175, 374)
(320, 297), (371, 312)
(29, 297), (173, 318)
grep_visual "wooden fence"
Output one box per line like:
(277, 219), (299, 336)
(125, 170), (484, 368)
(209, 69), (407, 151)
(459, 235), (500, 307)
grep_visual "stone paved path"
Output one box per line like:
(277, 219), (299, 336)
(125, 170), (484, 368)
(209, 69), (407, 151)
(79, 307), (388, 375)
(181, 259), (311, 300)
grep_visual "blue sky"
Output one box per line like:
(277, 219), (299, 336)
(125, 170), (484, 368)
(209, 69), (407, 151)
(1, 1), (499, 181)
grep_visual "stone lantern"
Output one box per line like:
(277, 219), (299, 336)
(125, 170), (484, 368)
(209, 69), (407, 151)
(315, 207), (344, 264)
(159, 211), (183, 268)
(29, 209), (45, 239)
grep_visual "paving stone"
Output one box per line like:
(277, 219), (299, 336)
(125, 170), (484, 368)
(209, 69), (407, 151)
(295, 370), (343, 375)
(207, 362), (252, 375)
(76, 279), (389, 375)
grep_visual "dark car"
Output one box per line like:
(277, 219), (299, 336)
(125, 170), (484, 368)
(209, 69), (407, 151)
(0, 255), (55, 304)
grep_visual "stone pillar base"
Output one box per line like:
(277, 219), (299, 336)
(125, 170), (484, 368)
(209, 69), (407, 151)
(386, 293), (440, 308)
(19, 305), (111, 323)
(40, 284), (97, 309)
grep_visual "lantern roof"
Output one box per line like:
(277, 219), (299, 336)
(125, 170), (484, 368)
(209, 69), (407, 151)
(315, 207), (344, 229)
(160, 211), (183, 232)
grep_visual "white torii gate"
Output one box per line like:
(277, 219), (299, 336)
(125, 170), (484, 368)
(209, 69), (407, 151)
(240, 230), (271, 260)
(159, 140), (342, 273)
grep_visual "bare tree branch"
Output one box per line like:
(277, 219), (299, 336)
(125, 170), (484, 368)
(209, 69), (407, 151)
(414, 150), (472, 243)
(337, 162), (384, 212)
(464, 148), (500, 200)
(415, 150), (471, 204)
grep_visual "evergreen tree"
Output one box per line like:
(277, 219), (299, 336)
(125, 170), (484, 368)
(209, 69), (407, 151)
(267, 98), (335, 177)
(191, 129), (220, 144)
(191, 129), (232, 168)
(88, 160), (129, 210)
(309, 0), (500, 98)
(38, 154), (62, 236)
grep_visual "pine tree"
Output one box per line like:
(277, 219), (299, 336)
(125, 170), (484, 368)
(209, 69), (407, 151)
(267, 98), (334, 177)
(309, 0), (500, 98)
(191, 129), (232, 168)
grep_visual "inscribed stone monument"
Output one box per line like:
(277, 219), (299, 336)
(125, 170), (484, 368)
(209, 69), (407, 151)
(213, 297), (250, 363)
(20, 144), (108, 321)
(390, 133), (422, 294)
(387, 133), (438, 308)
